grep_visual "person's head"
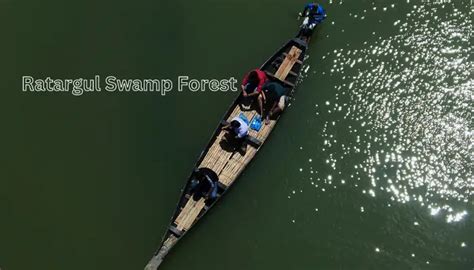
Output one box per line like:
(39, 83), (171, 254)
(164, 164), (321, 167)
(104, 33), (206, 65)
(192, 170), (204, 182)
(247, 70), (259, 85)
(309, 3), (320, 12)
(316, 4), (321, 11)
(230, 120), (241, 129)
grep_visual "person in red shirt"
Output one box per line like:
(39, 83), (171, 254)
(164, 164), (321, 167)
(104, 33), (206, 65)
(241, 69), (267, 98)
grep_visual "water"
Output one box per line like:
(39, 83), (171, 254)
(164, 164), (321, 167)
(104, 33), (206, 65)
(319, 2), (472, 223)
(0, 0), (472, 269)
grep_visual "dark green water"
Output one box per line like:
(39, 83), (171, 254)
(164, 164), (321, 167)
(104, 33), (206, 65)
(1, 0), (472, 269)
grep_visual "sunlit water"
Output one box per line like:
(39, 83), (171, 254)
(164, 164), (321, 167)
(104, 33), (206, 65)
(282, 3), (473, 269)
(293, 1), (472, 226)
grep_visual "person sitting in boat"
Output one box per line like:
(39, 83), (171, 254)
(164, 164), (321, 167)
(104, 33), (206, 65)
(222, 116), (249, 153)
(189, 168), (219, 202)
(258, 81), (288, 125)
(240, 69), (268, 108)
(298, 3), (327, 39)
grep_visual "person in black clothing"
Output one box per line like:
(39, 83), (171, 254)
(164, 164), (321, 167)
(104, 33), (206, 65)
(189, 168), (219, 201)
(258, 81), (288, 124)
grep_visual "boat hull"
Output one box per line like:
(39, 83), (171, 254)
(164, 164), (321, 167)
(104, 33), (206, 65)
(145, 37), (309, 269)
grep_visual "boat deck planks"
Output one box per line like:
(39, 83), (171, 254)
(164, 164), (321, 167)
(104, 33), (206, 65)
(219, 148), (257, 186)
(274, 46), (302, 81)
(174, 197), (206, 231)
(198, 131), (232, 173)
(198, 106), (241, 172)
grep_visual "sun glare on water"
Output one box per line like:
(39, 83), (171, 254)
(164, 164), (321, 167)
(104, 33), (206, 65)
(292, 1), (473, 224)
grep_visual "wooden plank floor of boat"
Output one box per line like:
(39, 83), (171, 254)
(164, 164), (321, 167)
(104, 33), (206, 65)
(175, 198), (206, 231)
(274, 46), (302, 80)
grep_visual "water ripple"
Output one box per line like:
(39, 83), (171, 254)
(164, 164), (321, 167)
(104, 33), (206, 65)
(317, 2), (473, 222)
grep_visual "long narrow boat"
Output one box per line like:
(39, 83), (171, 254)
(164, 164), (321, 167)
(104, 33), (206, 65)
(145, 36), (309, 269)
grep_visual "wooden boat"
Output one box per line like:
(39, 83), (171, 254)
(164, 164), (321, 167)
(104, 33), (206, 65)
(145, 37), (308, 269)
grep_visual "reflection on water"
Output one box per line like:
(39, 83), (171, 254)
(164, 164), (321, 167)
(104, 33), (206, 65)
(308, 1), (472, 223)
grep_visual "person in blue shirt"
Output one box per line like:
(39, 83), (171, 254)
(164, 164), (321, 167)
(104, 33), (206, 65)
(298, 3), (327, 40)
